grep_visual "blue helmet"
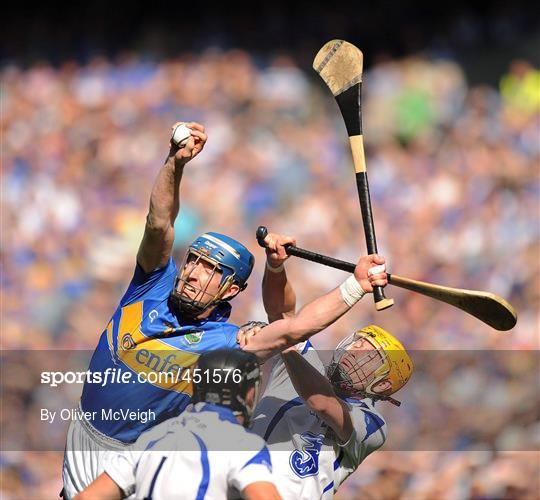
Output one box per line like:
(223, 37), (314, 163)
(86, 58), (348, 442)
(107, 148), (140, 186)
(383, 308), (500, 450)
(170, 232), (255, 319)
(189, 232), (254, 289)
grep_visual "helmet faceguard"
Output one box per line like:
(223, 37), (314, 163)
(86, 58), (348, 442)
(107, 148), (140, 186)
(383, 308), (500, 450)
(170, 232), (254, 320)
(170, 251), (236, 320)
(326, 325), (413, 406)
(231, 365), (261, 424)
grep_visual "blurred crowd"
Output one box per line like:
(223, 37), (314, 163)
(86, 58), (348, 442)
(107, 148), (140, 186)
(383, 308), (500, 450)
(1, 50), (539, 498)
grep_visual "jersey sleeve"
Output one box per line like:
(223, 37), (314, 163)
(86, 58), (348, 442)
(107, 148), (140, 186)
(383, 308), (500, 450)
(222, 323), (242, 349)
(228, 437), (274, 493)
(102, 450), (138, 498)
(261, 340), (323, 400)
(120, 257), (178, 306)
(339, 400), (387, 465)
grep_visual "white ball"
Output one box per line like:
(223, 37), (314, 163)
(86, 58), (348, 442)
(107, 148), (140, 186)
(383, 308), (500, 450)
(171, 123), (191, 147)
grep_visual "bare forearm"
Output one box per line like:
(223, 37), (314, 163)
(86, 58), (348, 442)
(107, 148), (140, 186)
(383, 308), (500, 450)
(136, 157), (184, 272)
(281, 350), (336, 403)
(245, 286), (351, 358)
(146, 157), (184, 229)
(137, 122), (206, 273)
(262, 268), (296, 322)
(244, 253), (388, 361)
(146, 120), (206, 228)
(281, 349), (352, 442)
(286, 287), (350, 343)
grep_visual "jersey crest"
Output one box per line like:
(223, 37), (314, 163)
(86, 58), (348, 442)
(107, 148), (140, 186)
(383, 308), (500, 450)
(183, 329), (204, 345)
(289, 432), (325, 478)
(121, 333), (136, 350)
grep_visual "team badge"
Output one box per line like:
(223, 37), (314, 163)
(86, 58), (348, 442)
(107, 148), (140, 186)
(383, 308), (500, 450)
(184, 329), (204, 345)
(289, 432), (325, 477)
(121, 333), (136, 350)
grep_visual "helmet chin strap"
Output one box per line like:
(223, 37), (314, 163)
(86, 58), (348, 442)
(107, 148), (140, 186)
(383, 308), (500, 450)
(341, 388), (402, 407)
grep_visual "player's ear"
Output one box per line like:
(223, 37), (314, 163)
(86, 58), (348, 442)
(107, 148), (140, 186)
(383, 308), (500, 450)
(222, 283), (241, 300)
(245, 386), (256, 411)
(372, 379), (393, 394)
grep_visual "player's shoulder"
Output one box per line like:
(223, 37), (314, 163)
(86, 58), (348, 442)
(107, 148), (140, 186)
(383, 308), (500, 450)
(218, 321), (240, 338)
(226, 424), (270, 467)
(201, 407), (261, 445)
(133, 257), (177, 286)
(233, 424), (268, 449)
(186, 405), (267, 452)
(190, 322), (240, 351)
(348, 398), (386, 424)
(121, 257), (178, 305)
(344, 398), (387, 445)
(132, 415), (184, 449)
(346, 397), (384, 413)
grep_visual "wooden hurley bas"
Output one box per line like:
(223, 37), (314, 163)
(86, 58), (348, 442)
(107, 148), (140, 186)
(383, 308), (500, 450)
(313, 39), (393, 311)
(256, 226), (517, 332)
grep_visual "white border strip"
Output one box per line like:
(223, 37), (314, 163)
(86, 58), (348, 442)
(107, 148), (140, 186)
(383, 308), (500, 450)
(201, 233), (241, 259)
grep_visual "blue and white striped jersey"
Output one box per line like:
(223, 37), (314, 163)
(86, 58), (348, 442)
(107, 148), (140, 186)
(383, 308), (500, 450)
(250, 341), (387, 499)
(103, 403), (274, 499)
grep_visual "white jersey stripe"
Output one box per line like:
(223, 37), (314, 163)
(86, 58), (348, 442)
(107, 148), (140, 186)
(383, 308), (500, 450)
(201, 233), (241, 258)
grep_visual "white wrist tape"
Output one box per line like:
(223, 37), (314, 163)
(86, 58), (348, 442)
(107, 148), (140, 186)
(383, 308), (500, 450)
(368, 264), (386, 277)
(266, 261), (285, 273)
(339, 275), (366, 307)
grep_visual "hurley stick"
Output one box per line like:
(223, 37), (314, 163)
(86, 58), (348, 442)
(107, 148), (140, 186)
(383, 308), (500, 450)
(313, 40), (393, 310)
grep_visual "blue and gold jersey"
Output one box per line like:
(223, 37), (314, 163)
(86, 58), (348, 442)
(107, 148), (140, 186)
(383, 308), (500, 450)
(80, 258), (240, 443)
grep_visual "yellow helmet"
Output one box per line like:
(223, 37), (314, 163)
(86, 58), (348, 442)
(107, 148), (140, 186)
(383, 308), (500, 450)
(326, 325), (413, 405)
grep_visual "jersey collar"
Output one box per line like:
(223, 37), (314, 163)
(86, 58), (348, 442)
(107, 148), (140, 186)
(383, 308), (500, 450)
(208, 302), (232, 322)
(337, 394), (375, 408)
(194, 402), (239, 424)
(178, 302), (232, 326)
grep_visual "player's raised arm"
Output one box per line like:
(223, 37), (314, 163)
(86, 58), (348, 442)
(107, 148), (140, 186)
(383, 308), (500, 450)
(241, 254), (387, 360)
(261, 232), (297, 322)
(280, 348), (353, 443)
(137, 122), (207, 273)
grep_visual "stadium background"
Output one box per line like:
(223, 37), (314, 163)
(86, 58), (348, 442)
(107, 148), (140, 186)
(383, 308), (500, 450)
(2, 1), (539, 498)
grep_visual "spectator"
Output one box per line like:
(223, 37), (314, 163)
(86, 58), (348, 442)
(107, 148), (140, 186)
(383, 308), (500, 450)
(1, 49), (538, 499)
